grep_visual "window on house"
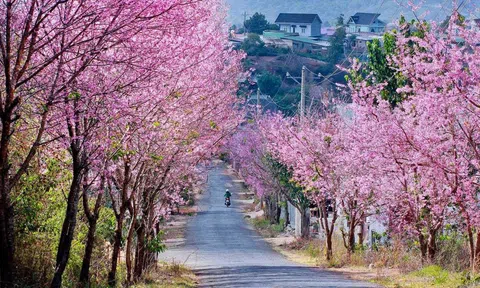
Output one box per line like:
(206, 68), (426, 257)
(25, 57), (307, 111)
(301, 28), (306, 33)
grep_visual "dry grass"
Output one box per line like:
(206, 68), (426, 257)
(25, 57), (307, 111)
(132, 262), (197, 288)
(273, 236), (480, 288)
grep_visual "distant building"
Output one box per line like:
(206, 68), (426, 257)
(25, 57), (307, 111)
(262, 31), (294, 49)
(347, 34), (383, 58)
(275, 13), (322, 37)
(347, 13), (386, 34)
(282, 36), (330, 55)
(467, 19), (480, 32)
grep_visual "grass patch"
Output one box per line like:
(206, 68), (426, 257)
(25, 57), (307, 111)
(374, 265), (480, 288)
(132, 262), (197, 288)
(251, 217), (285, 237)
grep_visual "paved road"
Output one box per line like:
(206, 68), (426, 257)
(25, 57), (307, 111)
(160, 162), (378, 288)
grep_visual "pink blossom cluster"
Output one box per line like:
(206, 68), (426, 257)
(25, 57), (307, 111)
(0, 0), (245, 285)
(229, 11), (480, 263)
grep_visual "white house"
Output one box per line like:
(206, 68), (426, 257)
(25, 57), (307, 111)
(275, 13), (322, 37)
(467, 19), (480, 32)
(347, 13), (386, 34)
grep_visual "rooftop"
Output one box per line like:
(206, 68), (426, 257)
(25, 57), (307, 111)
(263, 30), (297, 39)
(275, 13), (322, 24)
(281, 35), (330, 46)
(348, 13), (383, 25)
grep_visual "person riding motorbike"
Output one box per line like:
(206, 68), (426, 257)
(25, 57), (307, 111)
(224, 189), (231, 206)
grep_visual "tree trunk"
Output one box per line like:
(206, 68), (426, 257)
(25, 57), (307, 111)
(134, 223), (146, 281)
(0, 109), (15, 288)
(51, 149), (84, 288)
(284, 197), (290, 227)
(0, 187), (14, 288)
(108, 209), (125, 287)
(300, 208), (310, 238)
(79, 217), (98, 286)
(427, 229), (437, 261)
(320, 201), (335, 261)
(467, 227), (475, 271)
(79, 187), (104, 286)
(347, 217), (356, 254)
(275, 194), (281, 225)
(474, 230), (480, 272)
(127, 199), (138, 284)
(358, 219), (365, 247)
(326, 232), (333, 261)
(419, 233), (427, 263)
(126, 218), (136, 284)
(265, 194), (280, 224)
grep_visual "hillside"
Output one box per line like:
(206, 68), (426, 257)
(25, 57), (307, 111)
(226, 0), (478, 27)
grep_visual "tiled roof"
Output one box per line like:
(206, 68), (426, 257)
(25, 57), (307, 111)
(275, 13), (322, 24)
(349, 13), (382, 25)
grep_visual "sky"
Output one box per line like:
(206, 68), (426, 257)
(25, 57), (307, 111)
(225, 0), (479, 27)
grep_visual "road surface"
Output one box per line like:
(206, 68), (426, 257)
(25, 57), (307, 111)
(159, 162), (378, 288)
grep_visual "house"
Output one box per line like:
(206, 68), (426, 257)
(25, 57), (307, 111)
(347, 13), (386, 34)
(347, 34), (383, 59)
(467, 19), (480, 32)
(275, 13), (322, 37)
(262, 30), (294, 49)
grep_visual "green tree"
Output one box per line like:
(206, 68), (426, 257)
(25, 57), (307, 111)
(327, 14), (346, 65)
(240, 33), (266, 55)
(267, 23), (280, 30)
(265, 156), (311, 238)
(244, 12), (269, 34)
(347, 16), (428, 108)
(257, 72), (281, 96)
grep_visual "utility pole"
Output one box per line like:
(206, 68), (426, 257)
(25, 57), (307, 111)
(300, 66), (306, 119)
(257, 88), (261, 116)
(242, 12), (249, 34)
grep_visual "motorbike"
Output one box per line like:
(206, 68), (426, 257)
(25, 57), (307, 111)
(225, 197), (231, 207)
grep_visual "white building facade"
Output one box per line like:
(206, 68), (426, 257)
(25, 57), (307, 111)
(275, 13), (322, 37)
(347, 12), (386, 34)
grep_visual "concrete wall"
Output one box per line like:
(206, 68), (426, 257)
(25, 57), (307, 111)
(311, 18), (322, 37)
(347, 22), (385, 33)
(279, 21), (321, 37)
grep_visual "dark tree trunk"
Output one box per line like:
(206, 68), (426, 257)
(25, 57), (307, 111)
(284, 197), (290, 227)
(108, 209), (126, 287)
(320, 207), (333, 261)
(51, 148), (84, 288)
(79, 217), (98, 285)
(300, 208), (310, 238)
(427, 229), (437, 261)
(0, 98), (15, 288)
(319, 200), (337, 261)
(134, 223), (146, 281)
(0, 185), (14, 288)
(347, 216), (356, 254)
(79, 186), (104, 286)
(326, 232), (333, 261)
(419, 233), (427, 263)
(265, 194), (281, 224)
